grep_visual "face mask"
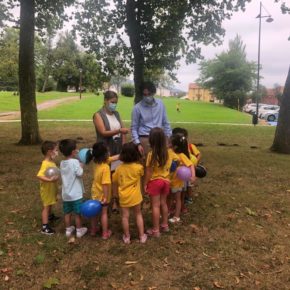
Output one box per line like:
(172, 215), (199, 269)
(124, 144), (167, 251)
(107, 103), (117, 112)
(144, 96), (154, 104)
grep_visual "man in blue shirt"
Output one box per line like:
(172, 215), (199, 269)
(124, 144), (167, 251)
(131, 81), (172, 156)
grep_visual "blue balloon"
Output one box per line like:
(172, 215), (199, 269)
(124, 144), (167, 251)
(77, 148), (92, 164)
(80, 200), (102, 217)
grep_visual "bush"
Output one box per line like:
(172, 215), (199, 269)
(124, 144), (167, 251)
(121, 84), (135, 97)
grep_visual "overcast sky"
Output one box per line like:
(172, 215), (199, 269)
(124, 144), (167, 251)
(174, 0), (290, 92)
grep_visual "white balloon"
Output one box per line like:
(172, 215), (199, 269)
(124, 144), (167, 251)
(45, 167), (60, 178)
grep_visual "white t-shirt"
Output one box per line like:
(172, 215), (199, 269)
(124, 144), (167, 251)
(106, 113), (121, 139)
(60, 158), (84, 201)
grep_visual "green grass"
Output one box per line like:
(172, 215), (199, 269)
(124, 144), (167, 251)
(38, 95), (252, 124)
(0, 91), (253, 124)
(0, 91), (95, 113)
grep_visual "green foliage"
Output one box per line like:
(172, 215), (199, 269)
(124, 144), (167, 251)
(75, 0), (250, 102)
(0, 28), (19, 91)
(34, 253), (45, 265)
(121, 84), (135, 97)
(198, 35), (256, 110)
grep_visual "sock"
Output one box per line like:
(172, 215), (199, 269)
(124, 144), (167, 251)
(42, 224), (48, 229)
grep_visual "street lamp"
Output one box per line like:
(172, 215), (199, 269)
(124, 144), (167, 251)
(79, 68), (83, 100)
(253, 1), (273, 125)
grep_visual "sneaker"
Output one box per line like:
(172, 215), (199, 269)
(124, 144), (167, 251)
(76, 227), (88, 238)
(122, 234), (131, 244)
(65, 226), (75, 237)
(160, 224), (170, 233)
(169, 216), (181, 223)
(48, 213), (61, 222)
(139, 234), (147, 243)
(184, 197), (193, 204)
(146, 228), (160, 238)
(102, 229), (112, 240)
(41, 226), (55, 235)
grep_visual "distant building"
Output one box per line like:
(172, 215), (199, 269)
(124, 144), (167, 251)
(188, 83), (215, 102)
(261, 86), (283, 105)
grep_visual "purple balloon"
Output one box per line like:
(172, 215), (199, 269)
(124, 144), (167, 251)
(176, 166), (191, 181)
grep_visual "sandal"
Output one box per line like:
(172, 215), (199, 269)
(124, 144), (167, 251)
(122, 234), (131, 244)
(102, 229), (112, 240)
(160, 224), (170, 233)
(146, 228), (160, 238)
(139, 234), (147, 243)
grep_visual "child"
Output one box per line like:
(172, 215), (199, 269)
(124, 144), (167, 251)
(144, 127), (178, 237)
(112, 142), (147, 244)
(37, 141), (59, 235)
(172, 127), (201, 205)
(59, 139), (87, 238)
(91, 142), (112, 239)
(169, 133), (196, 223)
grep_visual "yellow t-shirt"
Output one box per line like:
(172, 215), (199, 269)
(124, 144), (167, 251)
(91, 162), (111, 202)
(171, 153), (193, 189)
(146, 149), (179, 181)
(37, 160), (58, 206)
(112, 163), (144, 207)
(188, 143), (200, 166)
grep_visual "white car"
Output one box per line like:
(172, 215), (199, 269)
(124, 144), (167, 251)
(264, 111), (279, 122)
(244, 103), (267, 115)
(259, 105), (280, 118)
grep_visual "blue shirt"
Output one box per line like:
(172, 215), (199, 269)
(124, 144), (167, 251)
(131, 98), (172, 144)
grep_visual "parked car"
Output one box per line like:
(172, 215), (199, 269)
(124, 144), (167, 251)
(264, 111), (279, 122)
(258, 105), (280, 118)
(245, 103), (267, 115)
(260, 108), (279, 119)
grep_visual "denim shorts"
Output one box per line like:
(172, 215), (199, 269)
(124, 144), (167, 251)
(63, 198), (83, 214)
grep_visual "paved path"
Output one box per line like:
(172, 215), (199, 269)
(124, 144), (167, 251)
(0, 96), (79, 120)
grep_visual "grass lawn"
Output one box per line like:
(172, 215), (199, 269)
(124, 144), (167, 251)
(0, 90), (252, 123)
(0, 91), (95, 113)
(1, 121), (290, 289)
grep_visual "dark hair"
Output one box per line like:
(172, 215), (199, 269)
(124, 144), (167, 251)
(119, 142), (141, 163)
(41, 141), (57, 155)
(172, 127), (188, 138)
(149, 127), (168, 167)
(59, 139), (77, 157)
(140, 81), (156, 95)
(171, 133), (189, 158)
(92, 142), (109, 164)
(104, 90), (118, 101)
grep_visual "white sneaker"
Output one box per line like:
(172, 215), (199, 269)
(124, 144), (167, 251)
(76, 227), (88, 238)
(65, 226), (75, 237)
(169, 216), (181, 223)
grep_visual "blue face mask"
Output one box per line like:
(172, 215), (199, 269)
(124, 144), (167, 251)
(143, 96), (154, 104)
(107, 103), (117, 112)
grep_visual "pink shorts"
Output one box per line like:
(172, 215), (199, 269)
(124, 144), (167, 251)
(146, 179), (170, 196)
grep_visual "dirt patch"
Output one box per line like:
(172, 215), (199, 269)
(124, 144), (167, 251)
(0, 96), (79, 120)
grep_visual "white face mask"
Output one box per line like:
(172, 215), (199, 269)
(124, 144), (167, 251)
(144, 95), (154, 104)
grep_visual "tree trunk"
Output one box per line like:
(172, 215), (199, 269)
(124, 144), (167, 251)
(125, 0), (144, 104)
(18, 0), (42, 145)
(271, 66), (290, 153)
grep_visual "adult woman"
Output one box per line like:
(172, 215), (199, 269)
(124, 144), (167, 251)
(93, 91), (129, 155)
(93, 91), (129, 213)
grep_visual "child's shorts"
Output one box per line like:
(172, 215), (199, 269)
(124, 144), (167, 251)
(171, 187), (183, 194)
(63, 198), (83, 214)
(146, 179), (170, 196)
